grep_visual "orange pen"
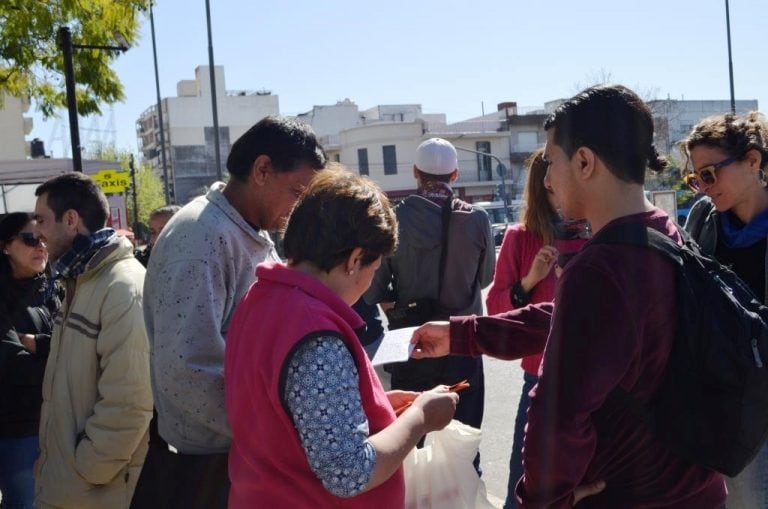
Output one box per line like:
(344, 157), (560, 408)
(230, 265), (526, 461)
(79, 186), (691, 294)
(393, 380), (470, 416)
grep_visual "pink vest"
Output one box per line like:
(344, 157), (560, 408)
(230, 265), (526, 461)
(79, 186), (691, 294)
(225, 262), (404, 508)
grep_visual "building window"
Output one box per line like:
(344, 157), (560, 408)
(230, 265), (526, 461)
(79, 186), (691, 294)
(516, 132), (538, 152)
(476, 141), (492, 181)
(383, 145), (397, 175)
(357, 148), (369, 175)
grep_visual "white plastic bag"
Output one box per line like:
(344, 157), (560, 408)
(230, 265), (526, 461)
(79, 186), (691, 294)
(403, 420), (495, 509)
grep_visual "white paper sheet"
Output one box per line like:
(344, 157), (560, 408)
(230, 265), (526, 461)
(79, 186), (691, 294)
(368, 327), (418, 366)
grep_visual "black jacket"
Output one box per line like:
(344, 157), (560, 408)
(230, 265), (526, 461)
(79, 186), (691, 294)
(0, 274), (60, 437)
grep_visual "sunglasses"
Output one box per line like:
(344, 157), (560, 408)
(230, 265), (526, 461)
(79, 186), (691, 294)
(683, 155), (740, 192)
(15, 232), (43, 248)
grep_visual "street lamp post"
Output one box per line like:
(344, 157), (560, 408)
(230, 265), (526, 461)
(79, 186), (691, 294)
(129, 154), (140, 235)
(149, 2), (172, 204)
(725, 0), (736, 114)
(454, 145), (513, 222)
(58, 26), (128, 173)
(205, 0), (223, 181)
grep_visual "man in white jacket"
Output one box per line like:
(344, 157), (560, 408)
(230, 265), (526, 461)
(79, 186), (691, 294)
(33, 173), (151, 509)
(133, 116), (326, 509)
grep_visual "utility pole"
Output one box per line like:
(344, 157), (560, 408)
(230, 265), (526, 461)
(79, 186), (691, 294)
(150, 2), (172, 204)
(205, 0), (223, 180)
(58, 27), (82, 173)
(129, 154), (140, 234)
(725, 0), (736, 114)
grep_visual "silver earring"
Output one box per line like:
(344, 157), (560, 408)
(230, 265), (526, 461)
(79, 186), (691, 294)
(347, 270), (355, 276)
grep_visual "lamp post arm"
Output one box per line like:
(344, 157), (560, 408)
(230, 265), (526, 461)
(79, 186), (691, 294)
(453, 145), (506, 171)
(453, 145), (511, 218)
(71, 43), (128, 52)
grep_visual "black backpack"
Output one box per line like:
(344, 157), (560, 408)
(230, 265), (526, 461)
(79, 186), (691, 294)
(592, 222), (768, 476)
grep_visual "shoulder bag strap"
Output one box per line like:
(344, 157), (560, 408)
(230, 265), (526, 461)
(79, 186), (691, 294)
(436, 197), (454, 303)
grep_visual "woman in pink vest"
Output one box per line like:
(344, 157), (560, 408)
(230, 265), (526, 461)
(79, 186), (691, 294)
(485, 149), (589, 509)
(224, 167), (459, 508)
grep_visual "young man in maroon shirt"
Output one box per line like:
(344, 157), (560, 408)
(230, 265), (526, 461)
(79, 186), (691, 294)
(413, 85), (727, 508)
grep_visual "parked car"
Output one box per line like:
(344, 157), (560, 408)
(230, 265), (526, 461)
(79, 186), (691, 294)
(473, 200), (525, 247)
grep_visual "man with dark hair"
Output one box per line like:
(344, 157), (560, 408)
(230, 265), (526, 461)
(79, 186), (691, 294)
(131, 116), (326, 509)
(364, 137), (494, 448)
(33, 173), (151, 509)
(412, 85), (726, 507)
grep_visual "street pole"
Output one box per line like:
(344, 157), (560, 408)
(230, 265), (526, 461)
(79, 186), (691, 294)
(129, 154), (140, 234)
(58, 27), (83, 173)
(205, 0), (223, 181)
(725, 0), (736, 114)
(150, 1), (172, 204)
(454, 145), (512, 222)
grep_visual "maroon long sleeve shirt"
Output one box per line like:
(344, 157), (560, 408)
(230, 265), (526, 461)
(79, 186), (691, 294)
(450, 210), (726, 509)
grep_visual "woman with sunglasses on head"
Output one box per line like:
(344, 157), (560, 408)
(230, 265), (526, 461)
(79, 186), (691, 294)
(682, 111), (768, 509)
(485, 149), (589, 509)
(0, 212), (61, 509)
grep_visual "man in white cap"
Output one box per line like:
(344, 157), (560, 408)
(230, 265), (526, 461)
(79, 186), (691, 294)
(364, 137), (495, 459)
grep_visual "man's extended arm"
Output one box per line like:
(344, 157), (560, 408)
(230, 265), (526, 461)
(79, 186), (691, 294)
(449, 303), (553, 360)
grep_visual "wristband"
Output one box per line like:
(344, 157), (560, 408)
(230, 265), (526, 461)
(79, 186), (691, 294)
(510, 280), (531, 307)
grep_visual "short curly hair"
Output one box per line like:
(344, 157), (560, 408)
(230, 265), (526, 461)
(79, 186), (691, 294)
(282, 166), (397, 273)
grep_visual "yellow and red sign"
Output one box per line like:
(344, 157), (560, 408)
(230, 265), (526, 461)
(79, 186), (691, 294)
(91, 169), (130, 194)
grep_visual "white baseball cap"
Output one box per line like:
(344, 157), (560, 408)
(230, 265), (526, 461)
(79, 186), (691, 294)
(415, 138), (458, 175)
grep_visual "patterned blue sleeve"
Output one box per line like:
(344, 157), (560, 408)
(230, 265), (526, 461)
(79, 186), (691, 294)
(283, 335), (377, 498)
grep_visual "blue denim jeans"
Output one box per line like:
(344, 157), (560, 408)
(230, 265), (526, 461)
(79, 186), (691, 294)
(504, 372), (538, 509)
(0, 435), (39, 509)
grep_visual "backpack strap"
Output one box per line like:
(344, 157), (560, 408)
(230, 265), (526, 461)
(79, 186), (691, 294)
(436, 197), (454, 304)
(588, 221), (687, 433)
(590, 221), (686, 268)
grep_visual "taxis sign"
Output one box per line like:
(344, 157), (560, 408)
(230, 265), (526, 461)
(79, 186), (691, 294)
(92, 170), (130, 194)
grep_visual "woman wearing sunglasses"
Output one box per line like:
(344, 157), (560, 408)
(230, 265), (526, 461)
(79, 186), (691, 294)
(0, 212), (61, 509)
(485, 148), (590, 509)
(682, 111), (768, 509)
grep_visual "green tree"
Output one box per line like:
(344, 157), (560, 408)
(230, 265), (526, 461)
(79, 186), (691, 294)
(0, 0), (148, 117)
(128, 161), (165, 228)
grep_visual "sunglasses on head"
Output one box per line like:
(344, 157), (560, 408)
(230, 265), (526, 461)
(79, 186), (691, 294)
(683, 155), (740, 192)
(15, 232), (43, 248)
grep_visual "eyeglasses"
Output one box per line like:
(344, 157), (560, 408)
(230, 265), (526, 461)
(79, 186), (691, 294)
(683, 155), (740, 191)
(14, 232), (43, 248)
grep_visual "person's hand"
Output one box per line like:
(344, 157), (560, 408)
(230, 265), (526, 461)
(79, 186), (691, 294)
(20, 334), (36, 353)
(410, 321), (450, 358)
(410, 386), (458, 432)
(573, 480), (606, 505)
(521, 245), (559, 292)
(387, 390), (419, 410)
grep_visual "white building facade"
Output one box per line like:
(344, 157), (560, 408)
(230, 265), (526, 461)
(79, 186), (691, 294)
(136, 66), (279, 203)
(299, 100), (541, 204)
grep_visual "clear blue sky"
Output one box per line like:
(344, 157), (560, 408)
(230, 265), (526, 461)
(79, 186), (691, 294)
(29, 0), (768, 157)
